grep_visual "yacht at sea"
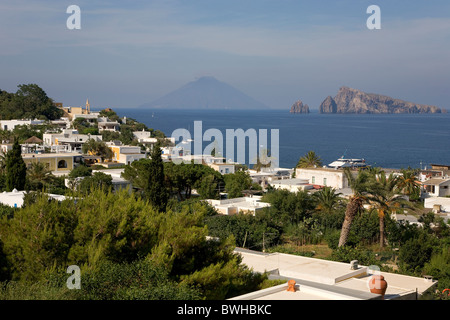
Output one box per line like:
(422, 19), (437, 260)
(327, 157), (369, 169)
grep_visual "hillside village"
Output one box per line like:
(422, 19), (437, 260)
(1, 96), (450, 301)
(1, 99), (449, 216)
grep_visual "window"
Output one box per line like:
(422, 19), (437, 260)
(58, 160), (67, 168)
(323, 178), (327, 186)
(225, 168), (229, 174)
(312, 176), (315, 184)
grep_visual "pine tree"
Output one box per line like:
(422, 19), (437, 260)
(147, 142), (169, 212)
(5, 140), (27, 191)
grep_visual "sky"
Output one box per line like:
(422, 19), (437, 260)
(1, 0), (450, 110)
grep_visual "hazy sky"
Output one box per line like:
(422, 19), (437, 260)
(1, 0), (449, 110)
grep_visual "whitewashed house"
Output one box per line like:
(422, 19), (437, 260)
(421, 178), (450, 198)
(0, 119), (45, 131)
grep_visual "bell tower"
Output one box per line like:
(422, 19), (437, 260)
(85, 98), (90, 114)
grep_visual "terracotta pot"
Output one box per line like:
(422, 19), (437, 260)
(369, 275), (388, 298)
(287, 280), (296, 292)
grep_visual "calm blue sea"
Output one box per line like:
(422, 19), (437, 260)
(113, 108), (450, 170)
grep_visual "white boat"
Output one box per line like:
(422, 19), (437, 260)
(327, 157), (368, 169)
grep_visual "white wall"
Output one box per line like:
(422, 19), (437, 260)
(424, 197), (450, 213)
(296, 168), (349, 189)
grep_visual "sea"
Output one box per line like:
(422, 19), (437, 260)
(113, 108), (450, 170)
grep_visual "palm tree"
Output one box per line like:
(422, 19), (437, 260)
(397, 168), (420, 199)
(313, 186), (344, 214)
(296, 151), (323, 168)
(367, 172), (409, 248)
(338, 168), (371, 247)
(27, 161), (55, 190)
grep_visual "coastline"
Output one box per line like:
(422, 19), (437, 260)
(112, 108), (450, 170)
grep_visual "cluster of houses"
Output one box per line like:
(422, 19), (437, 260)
(1, 100), (449, 222)
(0, 100), (446, 300)
(0, 100), (164, 170)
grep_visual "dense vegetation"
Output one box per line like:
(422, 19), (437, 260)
(0, 144), (277, 300)
(1, 112), (449, 300)
(0, 189), (272, 300)
(1, 149), (450, 299)
(205, 168), (450, 299)
(0, 84), (63, 121)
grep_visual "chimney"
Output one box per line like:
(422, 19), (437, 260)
(350, 260), (359, 270)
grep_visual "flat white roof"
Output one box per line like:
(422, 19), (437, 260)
(0, 190), (66, 208)
(22, 152), (82, 158)
(232, 248), (437, 300)
(270, 178), (309, 186)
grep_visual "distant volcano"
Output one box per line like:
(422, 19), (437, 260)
(140, 76), (269, 110)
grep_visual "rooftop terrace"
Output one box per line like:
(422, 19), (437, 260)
(231, 248), (437, 300)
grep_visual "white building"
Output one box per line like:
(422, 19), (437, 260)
(205, 196), (270, 216)
(0, 119), (45, 131)
(208, 162), (235, 175)
(421, 178), (450, 198)
(230, 248), (437, 300)
(424, 197), (450, 215)
(72, 113), (100, 123)
(296, 167), (354, 189)
(249, 168), (293, 189)
(0, 189), (66, 208)
(92, 169), (132, 192)
(97, 116), (120, 132)
(107, 141), (145, 165)
(133, 130), (158, 150)
(50, 117), (71, 129)
(66, 169), (132, 192)
(161, 145), (191, 161)
(269, 178), (313, 193)
(43, 129), (103, 153)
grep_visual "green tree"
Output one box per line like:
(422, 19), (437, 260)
(26, 162), (55, 191)
(2, 84), (63, 120)
(313, 186), (345, 214)
(423, 246), (450, 291)
(72, 118), (99, 135)
(147, 143), (169, 212)
(338, 168), (372, 247)
(224, 170), (252, 198)
(197, 174), (220, 199)
(262, 189), (315, 225)
(99, 108), (120, 122)
(67, 188), (162, 266)
(0, 193), (78, 281)
(367, 172), (409, 248)
(398, 232), (439, 275)
(296, 150), (322, 168)
(81, 139), (113, 161)
(73, 259), (201, 300)
(78, 172), (113, 194)
(0, 188), (269, 299)
(162, 162), (224, 200)
(121, 158), (152, 192)
(5, 140), (27, 191)
(397, 168), (420, 200)
(68, 164), (92, 179)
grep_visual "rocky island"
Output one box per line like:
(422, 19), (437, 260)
(289, 100), (310, 114)
(319, 86), (446, 114)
